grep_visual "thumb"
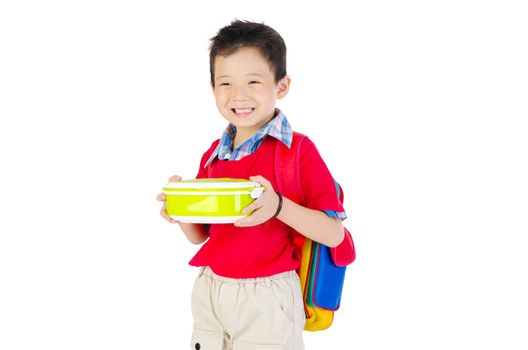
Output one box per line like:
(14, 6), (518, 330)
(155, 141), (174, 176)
(168, 175), (182, 182)
(249, 175), (273, 191)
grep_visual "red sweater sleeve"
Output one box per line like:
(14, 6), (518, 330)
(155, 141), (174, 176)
(299, 137), (346, 214)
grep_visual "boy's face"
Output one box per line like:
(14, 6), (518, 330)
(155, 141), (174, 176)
(212, 47), (290, 137)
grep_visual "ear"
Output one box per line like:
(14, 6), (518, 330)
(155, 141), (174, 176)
(276, 75), (291, 99)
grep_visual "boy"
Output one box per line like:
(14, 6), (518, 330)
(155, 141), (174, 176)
(157, 20), (347, 350)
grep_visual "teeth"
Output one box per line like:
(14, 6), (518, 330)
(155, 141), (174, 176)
(234, 108), (253, 113)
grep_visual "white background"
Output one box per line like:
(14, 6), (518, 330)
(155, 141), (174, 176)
(1, 0), (527, 349)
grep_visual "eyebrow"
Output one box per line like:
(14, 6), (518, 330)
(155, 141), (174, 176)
(215, 73), (265, 80)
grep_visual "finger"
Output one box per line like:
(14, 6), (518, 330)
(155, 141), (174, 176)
(157, 193), (166, 201)
(159, 203), (178, 224)
(234, 216), (253, 227)
(237, 204), (266, 226)
(241, 199), (263, 215)
(235, 213), (265, 227)
(249, 175), (274, 191)
(168, 175), (182, 182)
(249, 175), (265, 187)
(162, 212), (178, 224)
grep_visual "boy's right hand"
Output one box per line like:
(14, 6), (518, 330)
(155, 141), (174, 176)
(157, 175), (182, 224)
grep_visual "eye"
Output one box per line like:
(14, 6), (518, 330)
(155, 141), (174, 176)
(248, 80), (260, 85)
(218, 82), (230, 87)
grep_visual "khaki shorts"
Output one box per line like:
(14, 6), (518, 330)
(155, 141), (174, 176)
(190, 267), (306, 350)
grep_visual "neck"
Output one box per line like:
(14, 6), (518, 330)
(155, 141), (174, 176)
(233, 129), (255, 149)
(232, 110), (277, 148)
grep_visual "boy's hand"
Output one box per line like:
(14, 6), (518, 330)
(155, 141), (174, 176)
(234, 175), (280, 227)
(157, 175), (182, 224)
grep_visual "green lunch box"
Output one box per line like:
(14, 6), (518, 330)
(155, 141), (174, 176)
(162, 178), (264, 223)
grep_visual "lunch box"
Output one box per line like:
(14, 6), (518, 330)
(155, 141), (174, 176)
(163, 178), (264, 223)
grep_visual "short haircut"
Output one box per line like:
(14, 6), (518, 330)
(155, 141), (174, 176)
(209, 20), (287, 86)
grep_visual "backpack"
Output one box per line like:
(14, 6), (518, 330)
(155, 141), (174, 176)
(275, 131), (356, 331)
(203, 132), (356, 330)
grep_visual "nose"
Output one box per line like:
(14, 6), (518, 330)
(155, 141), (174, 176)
(232, 84), (250, 101)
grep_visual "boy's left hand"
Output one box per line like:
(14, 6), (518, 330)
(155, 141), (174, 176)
(234, 175), (280, 227)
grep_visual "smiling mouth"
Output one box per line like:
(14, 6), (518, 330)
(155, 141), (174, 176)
(231, 108), (255, 117)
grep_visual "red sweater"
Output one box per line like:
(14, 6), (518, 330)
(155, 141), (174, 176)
(188, 136), (344, 278)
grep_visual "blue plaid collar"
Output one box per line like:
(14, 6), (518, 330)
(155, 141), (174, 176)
(204, 109), (293, 168)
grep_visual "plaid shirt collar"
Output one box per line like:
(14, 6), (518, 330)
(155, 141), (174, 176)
(204, 109), (293, 168)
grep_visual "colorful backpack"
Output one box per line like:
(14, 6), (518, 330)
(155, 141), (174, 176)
(275, 132), (356, 331)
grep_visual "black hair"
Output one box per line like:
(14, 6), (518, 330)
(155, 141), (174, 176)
(209, 20), (287, 86)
